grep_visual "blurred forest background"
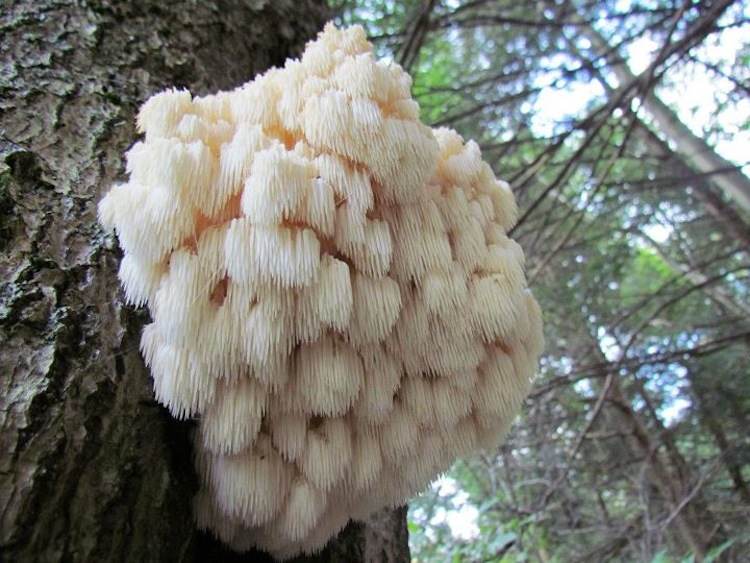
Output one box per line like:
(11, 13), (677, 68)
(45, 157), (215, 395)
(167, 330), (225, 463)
(335, 1), (750, 561)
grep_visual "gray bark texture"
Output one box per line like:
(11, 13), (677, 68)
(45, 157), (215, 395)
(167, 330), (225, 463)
(0, 1), (411, 562)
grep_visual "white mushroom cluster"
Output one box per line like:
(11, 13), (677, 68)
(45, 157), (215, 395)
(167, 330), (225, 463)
(98, 24), (543, 559)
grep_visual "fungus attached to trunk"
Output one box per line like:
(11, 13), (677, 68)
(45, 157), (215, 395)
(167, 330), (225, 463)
(99, 24), (543, 559)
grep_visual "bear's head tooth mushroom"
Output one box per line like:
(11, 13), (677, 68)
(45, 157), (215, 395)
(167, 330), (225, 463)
(98, 23), (544, 559)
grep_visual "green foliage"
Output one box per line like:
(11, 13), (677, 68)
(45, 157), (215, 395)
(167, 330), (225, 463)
(619, 248), (673, 306)
(650, 539), (736, 563)
(411, 34), (465, 124)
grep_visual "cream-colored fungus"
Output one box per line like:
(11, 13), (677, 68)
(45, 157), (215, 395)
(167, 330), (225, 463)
(99, 23), (543, 559)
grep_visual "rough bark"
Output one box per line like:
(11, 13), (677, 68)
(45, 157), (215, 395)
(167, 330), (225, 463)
(0, 1), (410, 562)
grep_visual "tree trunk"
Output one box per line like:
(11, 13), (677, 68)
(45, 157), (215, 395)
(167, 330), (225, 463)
(0, 1), (410, 561)
(606, 378), (716, 561)
(630, 118), (750, 250)
(688, 370), (750, 506)
(579, 14), (750, 214)
(566, 23), (750, 248)
(638, 229), (750, 319)
(584, 341), (718, 560)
